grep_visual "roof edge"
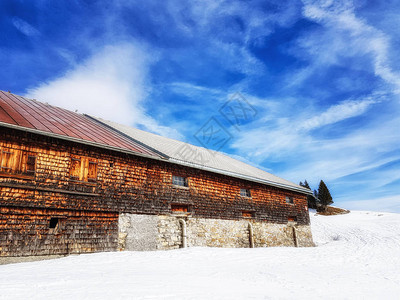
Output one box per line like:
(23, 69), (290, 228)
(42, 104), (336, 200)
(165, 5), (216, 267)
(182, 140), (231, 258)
(85, 114), (169, 159)
(0, 121), (166, 162)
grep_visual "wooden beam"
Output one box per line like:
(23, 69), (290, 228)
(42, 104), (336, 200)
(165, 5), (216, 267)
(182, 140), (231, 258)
(0, 182), (100, 197)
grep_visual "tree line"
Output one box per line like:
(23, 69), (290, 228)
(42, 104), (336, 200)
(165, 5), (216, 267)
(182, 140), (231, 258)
(299, 180), (333, 211)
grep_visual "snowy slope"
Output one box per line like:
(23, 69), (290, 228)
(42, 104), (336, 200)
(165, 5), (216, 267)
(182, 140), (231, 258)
(1, 211), (400, 300)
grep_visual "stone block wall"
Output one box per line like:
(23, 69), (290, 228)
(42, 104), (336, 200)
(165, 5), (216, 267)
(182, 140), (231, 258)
(118, 213), (314, 251)
(118, 213), (158, 251)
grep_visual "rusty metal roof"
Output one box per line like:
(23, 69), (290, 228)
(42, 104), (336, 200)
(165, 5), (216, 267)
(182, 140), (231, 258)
(0, 91), (162, 158)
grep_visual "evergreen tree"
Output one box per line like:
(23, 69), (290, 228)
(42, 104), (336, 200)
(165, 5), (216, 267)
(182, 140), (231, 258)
(299, 180), (311, 189)
(300, 180), (317, 209)
(317, 180), (333, 207)
(303, 180), (310, 189)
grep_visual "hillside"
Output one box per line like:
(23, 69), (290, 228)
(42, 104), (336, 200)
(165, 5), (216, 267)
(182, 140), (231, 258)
(0, 211), (399, 299)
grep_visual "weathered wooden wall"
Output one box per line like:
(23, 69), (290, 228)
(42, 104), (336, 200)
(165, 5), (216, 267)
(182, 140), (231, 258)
(0, 127), (310, 256)
(0, 206), (117, 256)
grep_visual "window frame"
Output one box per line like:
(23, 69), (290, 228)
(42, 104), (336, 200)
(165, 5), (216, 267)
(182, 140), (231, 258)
(49, 217), (59, 229)
(70, 157), (82, 181)
(87, 159), (98, 182)
(26, 154), (36, 176)
(70, 155), (98, 183)
(0, 147), (37, 179)
(241, 210), (255, 218)
(172, 175), (189, 188)
(171, 203), (190, 213)
(285, 196), (294, 204)
(240, 188), (251, 198)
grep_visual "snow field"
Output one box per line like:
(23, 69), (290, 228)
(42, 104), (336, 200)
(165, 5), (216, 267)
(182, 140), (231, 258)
(0, 210), (399, 299)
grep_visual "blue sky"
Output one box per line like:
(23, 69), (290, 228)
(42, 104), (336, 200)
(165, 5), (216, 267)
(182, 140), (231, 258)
(1, 0), (399, 212)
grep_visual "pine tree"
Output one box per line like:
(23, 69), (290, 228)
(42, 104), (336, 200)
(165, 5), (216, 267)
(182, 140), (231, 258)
(303, 180), (310, 189)
(318, 180), (333, 208)
(300, 180), (317, 209)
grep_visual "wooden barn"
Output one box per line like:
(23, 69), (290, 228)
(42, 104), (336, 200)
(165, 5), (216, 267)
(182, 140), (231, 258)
(0, 91), (314, 257)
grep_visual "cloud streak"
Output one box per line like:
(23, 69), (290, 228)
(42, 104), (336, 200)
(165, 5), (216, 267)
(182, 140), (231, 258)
(300, 98), (378, 131)
(230, 93), (399, 205)
(302, 0), (400, 91)
(12, 17), (40, 37)
(26, 43), (182, 140)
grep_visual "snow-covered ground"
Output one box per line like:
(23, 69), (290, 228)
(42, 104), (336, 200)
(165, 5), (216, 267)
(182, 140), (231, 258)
(1, 211), (400, 300)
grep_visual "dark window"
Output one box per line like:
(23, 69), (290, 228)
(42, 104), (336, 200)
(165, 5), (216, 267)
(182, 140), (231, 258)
(288, 216), (297, 222)
(171, 204), (189, 213)
(49, 218), (59, 229)
(286, 196), (294, 204)
(70, 156), (98, 182)
(172, 175), (188, 187)
(242, 211), (254, 218)
(26, 155), (36, 175)
(240, 189), (251, 197)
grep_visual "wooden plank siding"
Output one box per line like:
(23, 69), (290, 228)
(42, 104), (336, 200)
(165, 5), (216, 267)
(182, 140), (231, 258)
(0, 206), (118, 256)
(0, 126), (310, 256)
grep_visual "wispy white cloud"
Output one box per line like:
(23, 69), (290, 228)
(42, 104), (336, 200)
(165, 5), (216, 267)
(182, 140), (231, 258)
(300, 0), (400, 92)
(230, 94), (400, 194)
(168, 82), (224, 97)
(300, 98), (378, 131)
(12, 17), (40, 37)
(218, 1), (400, 211)
(232, 96), (382, 157)
(26, 43), (183, 140)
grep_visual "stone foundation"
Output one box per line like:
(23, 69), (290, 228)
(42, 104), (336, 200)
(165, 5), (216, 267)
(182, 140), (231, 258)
(118, 213), (159, 251)
(118, 213), (314, 251)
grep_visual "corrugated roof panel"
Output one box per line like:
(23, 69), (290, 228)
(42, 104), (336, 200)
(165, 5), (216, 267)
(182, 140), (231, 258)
(0, 105), (17, 125)
(8, 93), (62, 133)
(0, 93), (34, 128)
(0, 91), (161, 158)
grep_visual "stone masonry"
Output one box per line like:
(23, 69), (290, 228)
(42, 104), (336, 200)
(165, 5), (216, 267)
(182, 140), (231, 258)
(118, 213), (314, 251)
